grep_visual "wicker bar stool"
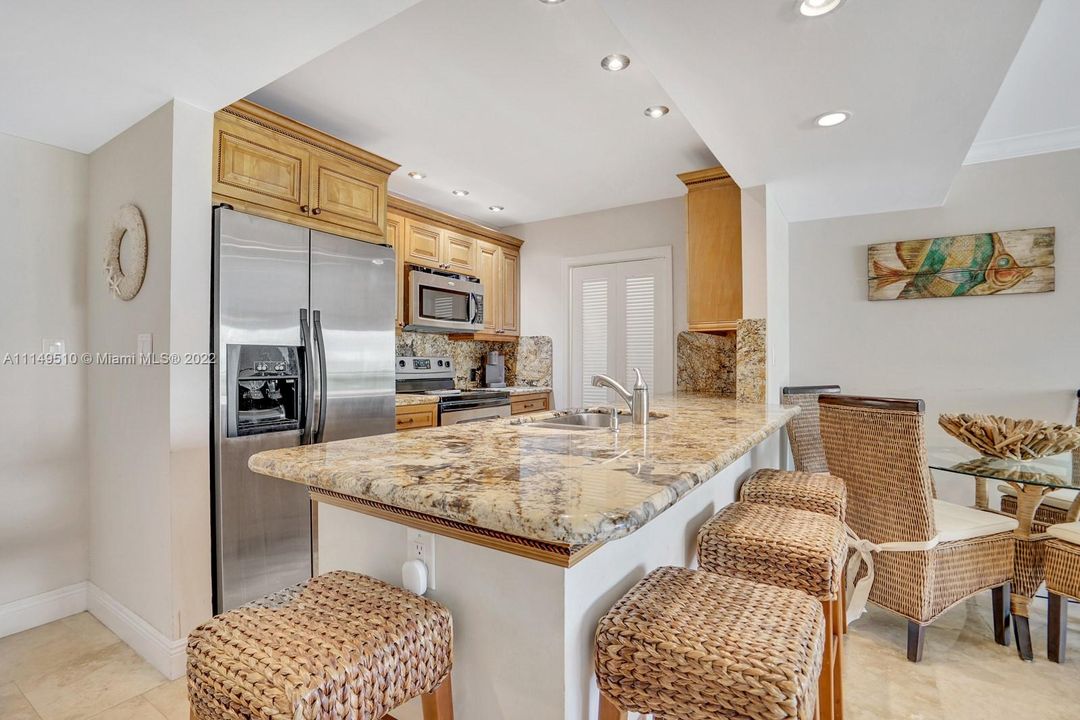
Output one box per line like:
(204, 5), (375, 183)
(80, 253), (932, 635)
(781, 385), (842, 472)
(740, 468), (847, 522)
(740, 468), (849, 635)
(698, 501), (847, 720)
(187, 571), (454, 720)
(595, 566), (825, 720)
(1046, 522), (1080, 662)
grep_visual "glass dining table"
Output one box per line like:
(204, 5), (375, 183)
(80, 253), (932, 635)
(929, 447), (1079, 660)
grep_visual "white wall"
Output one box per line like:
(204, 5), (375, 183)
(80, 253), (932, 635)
(86, 100), (212, 658)
(87, 102), (176, 636)
(0, 133), (89, 610)
(508, 197), (687, 408)
(789, 149), (1080, 499)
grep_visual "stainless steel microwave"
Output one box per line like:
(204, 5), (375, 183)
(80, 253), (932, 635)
(406, 265), (485, 333)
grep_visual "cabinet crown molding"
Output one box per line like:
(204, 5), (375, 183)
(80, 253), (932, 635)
(389, 195), (523, 249)
(677, 165), (734, 189)
(222, 100), (400, 176)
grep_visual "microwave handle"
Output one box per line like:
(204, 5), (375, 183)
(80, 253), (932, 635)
(469, 293), (482, 325)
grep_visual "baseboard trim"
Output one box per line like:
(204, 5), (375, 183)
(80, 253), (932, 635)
(0, 582), (89, 638)
(87, 583), (187, 680)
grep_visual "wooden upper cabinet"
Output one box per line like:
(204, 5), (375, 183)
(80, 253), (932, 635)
(499, 246), (520, 335)
(212, 101), (398, 243)
(404, 218), (443, 266)
(444, 231), (478, 274)
(385, 212), (405, 329)
(388, 196), (523, 341)
(214, 114), (310, 215)
(309, 149), (385, 237)
(679, 166), (742, 333)
(477, 241), (499, 333)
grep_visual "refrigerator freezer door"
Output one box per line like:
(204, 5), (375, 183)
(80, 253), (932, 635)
(310, 230), (397, 442)
(213, 208), (313, 612)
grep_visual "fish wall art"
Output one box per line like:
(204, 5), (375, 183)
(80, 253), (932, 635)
(867, 227), (1055, 301)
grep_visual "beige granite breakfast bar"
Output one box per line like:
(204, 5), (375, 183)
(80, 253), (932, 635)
(250, 393), (796, 720)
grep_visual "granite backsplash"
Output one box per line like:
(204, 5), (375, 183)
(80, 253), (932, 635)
(676, 319), (767, 402)
(396, 332), (553, 389)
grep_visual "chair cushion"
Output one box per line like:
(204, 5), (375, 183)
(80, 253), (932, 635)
(933, 500), (1018, 543)
(1047, 521), (1080, 545)
(998, 484), (1078, 511)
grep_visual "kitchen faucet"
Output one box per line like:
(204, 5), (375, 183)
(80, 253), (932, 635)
(591, 369), (650, 425)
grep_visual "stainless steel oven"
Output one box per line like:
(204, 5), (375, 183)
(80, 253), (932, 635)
(406, 265), (484, 333)
(396, 356), (511, 426)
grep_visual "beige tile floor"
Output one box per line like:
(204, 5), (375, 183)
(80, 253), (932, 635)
(1, 597), (1078, 720)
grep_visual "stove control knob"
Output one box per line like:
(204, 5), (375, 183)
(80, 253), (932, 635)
(398, 360), (406, 367)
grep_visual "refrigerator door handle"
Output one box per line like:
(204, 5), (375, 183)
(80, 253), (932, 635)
(313, 309), (328, 444)
(299, 309), (314, 445)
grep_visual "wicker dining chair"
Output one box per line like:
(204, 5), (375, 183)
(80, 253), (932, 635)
(998, 389), (1080, 532)
(781, 385), (841, 472)
(818, 394), (1016, 661)
(1046, 521), (1080, 662)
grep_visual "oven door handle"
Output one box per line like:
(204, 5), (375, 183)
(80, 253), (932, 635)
(454, 415), (501, 425)
(438, 397), (510, 411)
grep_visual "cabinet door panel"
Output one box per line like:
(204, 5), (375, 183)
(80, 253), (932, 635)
(386, 213), (405, 329)
(310, 151), (385, 237)
(499, 247), (520, 335)
(444, 231), (478, 274)
(477, 241), (499, 332)
(404, 219), (443, 268)
(687, 181), (742, 329)
(214, 116), (309, 213)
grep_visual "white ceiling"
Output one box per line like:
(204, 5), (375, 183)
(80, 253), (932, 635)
(967, 0), (1080, 164)
(1, 0), (1066, 226)
(248, 0), (717, 228)
(0, 0), (419, 153)
(599, 0), (1041, 222)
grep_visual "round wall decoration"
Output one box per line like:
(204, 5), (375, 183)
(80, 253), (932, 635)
(104, 203), (147, 301)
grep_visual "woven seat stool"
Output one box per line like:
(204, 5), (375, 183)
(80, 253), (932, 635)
(740, 468), (847, 522)
(187, 570), (454, 720)
(595, 566), (824, 720)
(698, 501), (848, 720)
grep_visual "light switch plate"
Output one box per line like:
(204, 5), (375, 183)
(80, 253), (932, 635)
(41, 339), (64, 355)
(137, 333), (153, 363)
(406, 529), (436, 590)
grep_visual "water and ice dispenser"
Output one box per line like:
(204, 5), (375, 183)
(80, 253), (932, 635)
(227, 345), (303, 437)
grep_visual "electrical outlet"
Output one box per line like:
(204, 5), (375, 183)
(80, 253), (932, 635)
(406, 529), (436, 590)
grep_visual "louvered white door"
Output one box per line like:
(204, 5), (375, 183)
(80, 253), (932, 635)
(570, 257), (673, 407)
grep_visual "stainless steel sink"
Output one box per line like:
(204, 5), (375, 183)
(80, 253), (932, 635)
(529, 412), (617, 431)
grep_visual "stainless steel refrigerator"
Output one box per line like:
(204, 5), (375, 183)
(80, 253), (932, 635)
(211, 207), (396, 613)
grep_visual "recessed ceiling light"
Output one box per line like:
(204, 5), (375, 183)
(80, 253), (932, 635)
(798, 0), (844, 17)
(451, 189), (470, 197)
(538, 0), (565, 4)
(407, 171), (426, 180)
(815, 110), (851, 127)
(600, 54), (630, 72)
(644, 105), (670, 119)
(489, 205), (505, 213)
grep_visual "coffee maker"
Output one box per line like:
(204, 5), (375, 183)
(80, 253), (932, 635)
(482, 350), (506, 388)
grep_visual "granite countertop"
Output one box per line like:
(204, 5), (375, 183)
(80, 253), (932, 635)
(395, 394), (440, 407)
(505, 386), (552, 395)
(250, 395), (794, 546)
(250, 393), (797, 546)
